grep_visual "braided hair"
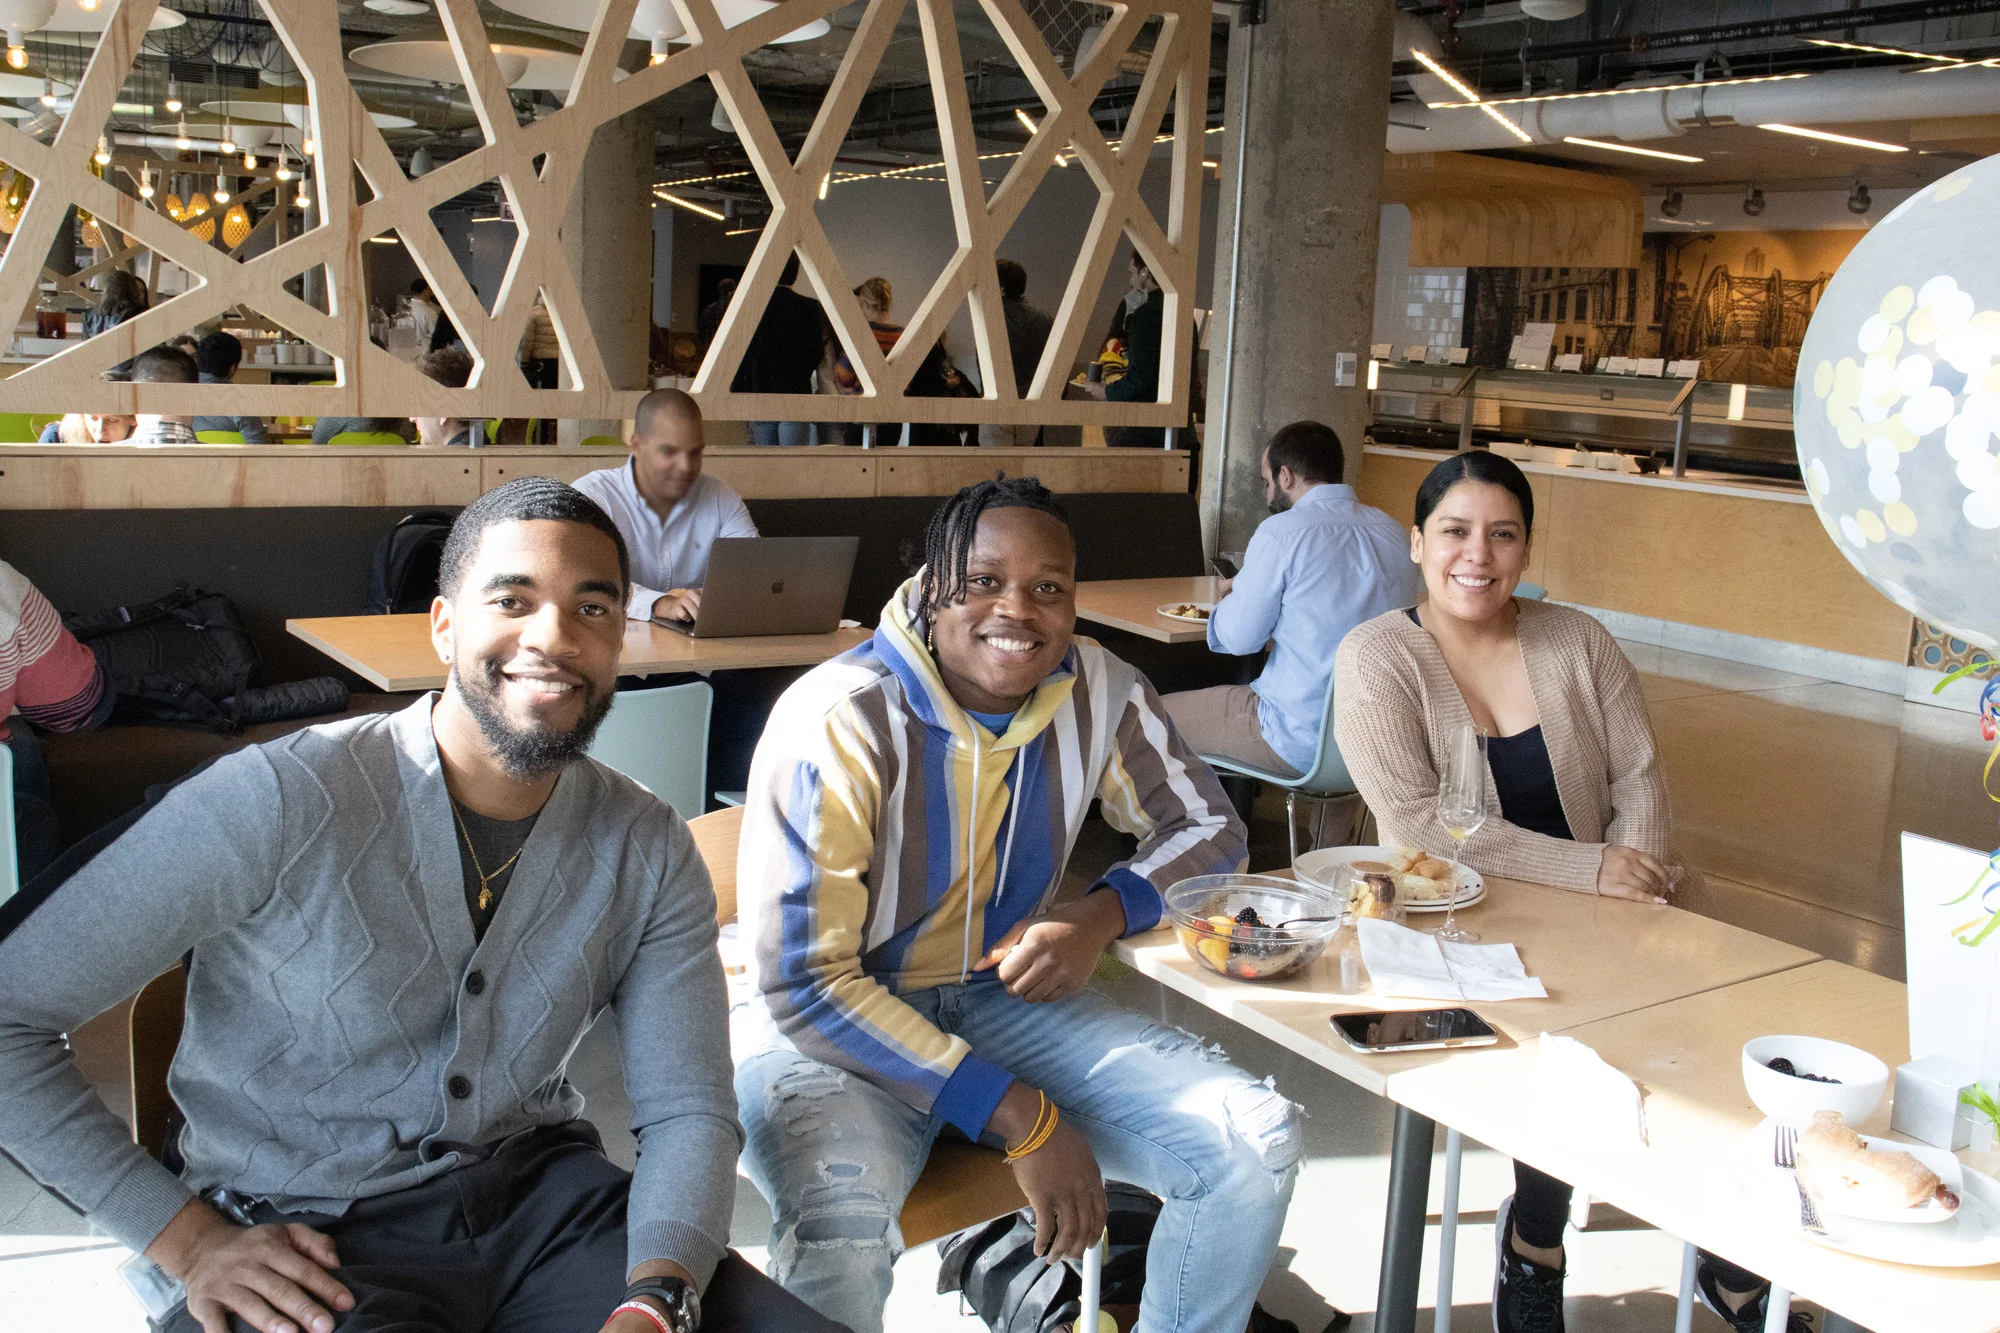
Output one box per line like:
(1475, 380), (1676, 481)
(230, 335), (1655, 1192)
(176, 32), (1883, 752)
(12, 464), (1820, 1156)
(915, 477), (1072, 635)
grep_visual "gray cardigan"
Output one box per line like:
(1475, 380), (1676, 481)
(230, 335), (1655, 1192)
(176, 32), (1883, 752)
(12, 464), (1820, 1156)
(0, 697), (739, 1287)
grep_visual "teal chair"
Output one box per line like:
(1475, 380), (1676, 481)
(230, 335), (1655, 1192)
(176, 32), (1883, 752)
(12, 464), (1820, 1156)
(1199, 674), (1358, 864)
(587, 682), (713, 818)
(195, 430), (247, 443)
(0, 744), (17, 905)
(1516, 581), (1548, 600)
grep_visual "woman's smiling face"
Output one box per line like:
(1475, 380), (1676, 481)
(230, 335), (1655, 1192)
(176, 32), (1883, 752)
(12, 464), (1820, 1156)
(1411, 479), (1530, 624)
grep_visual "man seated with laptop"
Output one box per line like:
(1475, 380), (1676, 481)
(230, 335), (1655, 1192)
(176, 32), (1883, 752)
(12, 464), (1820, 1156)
(573, 388), (759, 627)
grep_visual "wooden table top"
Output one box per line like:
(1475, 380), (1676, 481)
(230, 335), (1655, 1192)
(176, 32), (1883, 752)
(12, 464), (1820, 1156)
(1385, 962), (1999, 1332)
(1109, 873), (1819, 1096)
(1073, 575), (1223, 643)
(287, 613), (870, 692)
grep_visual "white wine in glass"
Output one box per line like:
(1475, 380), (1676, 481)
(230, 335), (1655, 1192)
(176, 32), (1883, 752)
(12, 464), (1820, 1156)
(1434, 722), (1487, 943)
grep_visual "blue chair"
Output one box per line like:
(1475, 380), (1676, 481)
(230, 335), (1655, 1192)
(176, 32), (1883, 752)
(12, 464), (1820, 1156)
(1198, 675), (1360, 864)
(586, 682), (713, 818)
(1516, 581), (1548, 601)
(0, 743), (17, 904)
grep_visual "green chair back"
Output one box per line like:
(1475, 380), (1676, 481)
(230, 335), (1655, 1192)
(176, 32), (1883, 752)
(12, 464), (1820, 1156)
(195, 430), (247, 444)
(485, 418), (501, 444)
(587, 682), (714, 818)
(27, 413), (60, 438)
(579, 434), (627, 449)
(0, 413), (39, 443)
(0, 745), (16, 905)
(326, 432), (411, 446)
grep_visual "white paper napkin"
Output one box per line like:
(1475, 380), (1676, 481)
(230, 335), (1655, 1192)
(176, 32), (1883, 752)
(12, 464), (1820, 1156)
(1355, 917), (1548, 1001)
(1537, 1033), (1648, 1149)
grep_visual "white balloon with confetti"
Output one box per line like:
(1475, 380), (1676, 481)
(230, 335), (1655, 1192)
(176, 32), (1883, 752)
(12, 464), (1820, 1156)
(1796, 157), (2000, 651)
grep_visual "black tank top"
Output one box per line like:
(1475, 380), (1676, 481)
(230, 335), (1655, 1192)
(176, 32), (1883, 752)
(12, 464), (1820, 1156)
(1406, 608), (1573, 841)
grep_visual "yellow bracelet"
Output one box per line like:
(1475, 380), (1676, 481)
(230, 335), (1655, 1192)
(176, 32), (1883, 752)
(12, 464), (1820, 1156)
(1005, 1096), (1061, 1162)
(1004, 1091), (1051, 1161)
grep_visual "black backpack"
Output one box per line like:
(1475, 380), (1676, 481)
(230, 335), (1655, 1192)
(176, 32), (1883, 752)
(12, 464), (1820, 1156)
(63, 585), (261, 733)
(367, 510), (455, 615)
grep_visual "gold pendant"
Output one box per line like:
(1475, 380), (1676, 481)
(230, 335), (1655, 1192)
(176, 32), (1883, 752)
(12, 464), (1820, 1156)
(478, 885), (493, 912)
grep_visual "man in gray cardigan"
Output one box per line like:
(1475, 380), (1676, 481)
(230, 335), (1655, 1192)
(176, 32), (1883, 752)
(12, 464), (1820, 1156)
(0, 479), (840, 1333)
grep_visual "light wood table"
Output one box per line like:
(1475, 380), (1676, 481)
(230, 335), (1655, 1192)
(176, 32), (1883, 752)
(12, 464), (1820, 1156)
(1109, 876), (1821, 1332)
(288, 613), (869, 692)
(1386, 962), (2000, 1333)
(1073, 575), (1222, 644)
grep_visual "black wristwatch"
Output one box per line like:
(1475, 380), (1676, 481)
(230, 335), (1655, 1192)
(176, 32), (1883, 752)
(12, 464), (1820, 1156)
(625, 1277), (701, 1333)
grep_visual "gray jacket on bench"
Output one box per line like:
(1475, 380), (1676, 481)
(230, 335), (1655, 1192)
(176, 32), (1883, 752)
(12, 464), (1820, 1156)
(0, 697), (740, 1287)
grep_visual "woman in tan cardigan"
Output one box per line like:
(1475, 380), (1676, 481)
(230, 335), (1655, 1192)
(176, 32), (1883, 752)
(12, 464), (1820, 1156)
(1332, 451), (1788, 1333)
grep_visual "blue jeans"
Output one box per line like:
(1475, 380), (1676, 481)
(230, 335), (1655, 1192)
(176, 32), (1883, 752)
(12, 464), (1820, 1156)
(746, 420), (812, 446)
(734, 981), (1301, 1333)
(4, 720), (59, 885)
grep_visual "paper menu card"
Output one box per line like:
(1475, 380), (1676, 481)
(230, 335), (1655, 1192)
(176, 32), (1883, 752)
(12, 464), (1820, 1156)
(1355, 918), (1548, 1002)
(1538, 1033), (1648, 1149)
(1903, 833), (2000, 1083)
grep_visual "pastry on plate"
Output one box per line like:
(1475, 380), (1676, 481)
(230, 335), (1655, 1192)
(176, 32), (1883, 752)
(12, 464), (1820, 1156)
(1797, 1109), (1957, 1213)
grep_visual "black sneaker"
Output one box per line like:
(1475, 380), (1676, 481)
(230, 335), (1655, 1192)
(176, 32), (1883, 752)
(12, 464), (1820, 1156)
(1693, 1253), (1814, 1333)
(1491, 1194), (1566, 1333)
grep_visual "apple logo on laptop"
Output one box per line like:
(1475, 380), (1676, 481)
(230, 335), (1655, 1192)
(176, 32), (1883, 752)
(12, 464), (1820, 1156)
(771, 580), (785, 595)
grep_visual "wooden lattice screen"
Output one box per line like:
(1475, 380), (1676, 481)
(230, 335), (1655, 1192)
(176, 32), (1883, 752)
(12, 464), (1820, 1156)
(0, 0), (1208, 428)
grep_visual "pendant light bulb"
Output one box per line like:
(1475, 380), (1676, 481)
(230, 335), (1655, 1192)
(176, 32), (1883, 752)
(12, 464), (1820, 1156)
(275, 151), (293, 182)
(39, 78), (54, 107)
(165, 81), (181, 113)
(6, 30), (26, 71)
(80, 0), (102, 10)
(93, 134), (110, 166)
(294, 177), (309, 209)
(213, 171), (229, 204)
(174, 116), (191, 150)
(138, 169), (154, 200)
(243, 150), (255, 170)
(220, 119), (234, 154)
(650, 35), (669, 66)
(302, 134), (316, 156)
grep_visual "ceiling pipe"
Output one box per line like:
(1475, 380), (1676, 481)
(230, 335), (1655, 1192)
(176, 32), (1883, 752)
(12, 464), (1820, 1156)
(1387, 64), (2000, 152)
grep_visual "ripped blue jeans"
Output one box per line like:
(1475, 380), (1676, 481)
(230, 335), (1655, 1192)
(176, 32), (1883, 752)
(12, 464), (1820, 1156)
(733, 980), (1301, 1333)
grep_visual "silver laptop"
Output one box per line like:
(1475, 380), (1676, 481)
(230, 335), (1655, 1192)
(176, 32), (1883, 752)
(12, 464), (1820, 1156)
(661, 536), (860, 638)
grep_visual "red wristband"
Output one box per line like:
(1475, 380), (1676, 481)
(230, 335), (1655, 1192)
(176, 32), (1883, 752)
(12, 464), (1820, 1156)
(610, 1300), (675, 1333)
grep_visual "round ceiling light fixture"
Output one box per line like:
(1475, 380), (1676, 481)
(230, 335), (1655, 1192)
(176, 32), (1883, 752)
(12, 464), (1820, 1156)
(1742, 186), (1766, 217)
(1519, 0), (1588, 18)
(490, 0), (829, 47)
(349, 25), (576, 90)
(362, 0), (432, 13)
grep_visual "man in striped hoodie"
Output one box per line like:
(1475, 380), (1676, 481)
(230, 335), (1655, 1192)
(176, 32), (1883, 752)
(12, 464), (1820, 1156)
(1, 560), (109, 882)
(735, 479), (1301, 1333)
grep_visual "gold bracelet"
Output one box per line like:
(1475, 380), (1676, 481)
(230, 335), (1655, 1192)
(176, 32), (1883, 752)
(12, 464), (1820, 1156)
(1005, 1096), (1061, 1162)
(1004, 1091), (1050, 1161)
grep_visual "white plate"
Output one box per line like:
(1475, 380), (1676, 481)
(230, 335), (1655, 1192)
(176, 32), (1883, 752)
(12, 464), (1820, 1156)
(1155, 601), (1214, 623)
(1803, 1129), (1964, 1225)
(1293, 845), (1486, 913)
(1735, 1121), (2000, 1266)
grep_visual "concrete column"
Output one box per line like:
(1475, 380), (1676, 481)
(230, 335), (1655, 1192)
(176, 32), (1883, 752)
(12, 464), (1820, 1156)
(1201, 0), (1392, 555)
(558, 107), (654, 446)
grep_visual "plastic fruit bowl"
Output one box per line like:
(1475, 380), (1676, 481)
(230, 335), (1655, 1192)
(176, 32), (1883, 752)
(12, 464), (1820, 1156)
(1165, 874), (1341, 982)
(1741, 1034), (1889, 1129)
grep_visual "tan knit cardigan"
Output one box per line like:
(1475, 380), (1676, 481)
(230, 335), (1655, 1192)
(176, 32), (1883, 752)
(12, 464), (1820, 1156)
(1332, 600), (1699, 896)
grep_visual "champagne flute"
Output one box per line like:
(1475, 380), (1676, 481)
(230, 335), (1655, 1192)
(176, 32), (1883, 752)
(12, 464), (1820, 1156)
(1433, 721), (1487, 943)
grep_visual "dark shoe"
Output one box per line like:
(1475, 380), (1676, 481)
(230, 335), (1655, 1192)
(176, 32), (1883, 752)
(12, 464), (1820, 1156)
(1694, 1253), (1814, 1332)
(1491, 1195), (1566, 1333)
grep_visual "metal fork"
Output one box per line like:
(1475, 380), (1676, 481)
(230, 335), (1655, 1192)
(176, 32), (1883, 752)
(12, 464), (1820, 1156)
(1773, 1124), (1827, 1235)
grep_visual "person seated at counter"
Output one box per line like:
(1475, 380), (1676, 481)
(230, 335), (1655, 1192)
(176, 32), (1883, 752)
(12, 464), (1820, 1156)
(190, 331), (268, 443)
(128, 345), (200, 446)
(310, 413), (417, 445)
(732, 477), (1295, 1333)
(1, 558), (112, 881)
(41, 412), (135, 443)
(411, 344), (480, 446)
(1164, 420), (1415, 781)
(571, 388), (756, 625)
(1331, 451), (1802, 1333)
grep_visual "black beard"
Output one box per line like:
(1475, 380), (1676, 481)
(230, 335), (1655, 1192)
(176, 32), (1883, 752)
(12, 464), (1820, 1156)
(1267, 490), (1292, 515)
(452, 654), (614, 780)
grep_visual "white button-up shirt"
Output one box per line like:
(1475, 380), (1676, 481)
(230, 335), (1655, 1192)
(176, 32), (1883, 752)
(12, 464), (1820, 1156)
(1207, 482), (1421, 773)
(571, 461), (758, 620)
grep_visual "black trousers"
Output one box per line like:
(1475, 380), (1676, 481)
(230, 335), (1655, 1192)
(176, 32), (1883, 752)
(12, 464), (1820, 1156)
(165, 1123), (848, 1333)
(1513, 1160), (1761, 1291)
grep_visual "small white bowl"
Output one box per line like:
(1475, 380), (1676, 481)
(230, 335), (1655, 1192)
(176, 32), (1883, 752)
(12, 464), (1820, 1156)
(1741, 1035), (1889, 1129)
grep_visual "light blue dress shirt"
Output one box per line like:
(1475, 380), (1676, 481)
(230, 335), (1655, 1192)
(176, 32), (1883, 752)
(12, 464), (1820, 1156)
(571, 461), (758, 619)
(1207, 482), (1421, 773)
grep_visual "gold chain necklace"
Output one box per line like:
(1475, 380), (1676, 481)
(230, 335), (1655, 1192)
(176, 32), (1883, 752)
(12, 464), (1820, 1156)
(450, 800), (525, 913)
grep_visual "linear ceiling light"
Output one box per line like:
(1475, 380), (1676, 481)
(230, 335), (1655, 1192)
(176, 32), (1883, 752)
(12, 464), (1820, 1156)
(1918, 57), (2000, 72)
(655, 191), (725, 220)
(1803, 37), (1961, 62)
(1431, 70), (1810, 108)
(1759, 123), (1908, 152)
(1561, 135), (1704, 162)
(1409, 47), (1531, 142)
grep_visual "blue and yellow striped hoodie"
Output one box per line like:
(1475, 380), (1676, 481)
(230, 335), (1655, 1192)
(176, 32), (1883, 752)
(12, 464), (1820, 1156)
(737, 577), (1247, 1139)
